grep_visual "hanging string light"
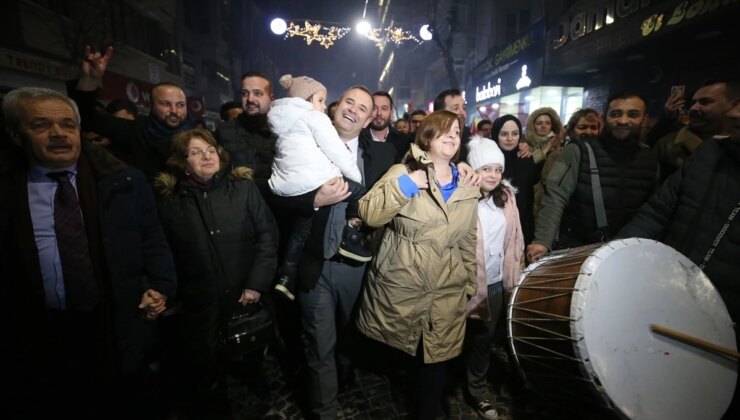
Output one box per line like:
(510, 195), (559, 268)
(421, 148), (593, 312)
(282, 21), (352, 49)
(271, 17), (426, 49)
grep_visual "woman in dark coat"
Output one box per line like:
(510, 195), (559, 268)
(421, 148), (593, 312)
(154, 128), (278, 417)
(492, 115), (543, 244)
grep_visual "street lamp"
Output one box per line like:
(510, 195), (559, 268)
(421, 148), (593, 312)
(419, 24), (433, 41)
(270, 18), (287, 35)
(356, 20), (372, 36)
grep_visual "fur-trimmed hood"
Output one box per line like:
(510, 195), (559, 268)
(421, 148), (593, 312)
(154, 166), (253, 196)
(524, 107), (563, 145)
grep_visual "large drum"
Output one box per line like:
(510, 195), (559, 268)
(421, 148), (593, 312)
(508, 238), (737, 419)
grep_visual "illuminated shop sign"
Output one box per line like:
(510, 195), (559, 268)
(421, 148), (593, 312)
(472, 19), (544, 81)
(473, 60), (540, 104)
(641, 0), (736, 37)
(476, 78), (501, 102)
(552, 0), (734, 48)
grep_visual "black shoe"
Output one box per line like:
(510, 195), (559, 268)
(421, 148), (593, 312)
(337, 225), (372, 262)
(338, 367), (356, 391)
(274, 274), (295, 301)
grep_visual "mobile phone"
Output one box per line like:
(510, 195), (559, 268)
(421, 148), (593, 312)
(670, 85), (685, 99)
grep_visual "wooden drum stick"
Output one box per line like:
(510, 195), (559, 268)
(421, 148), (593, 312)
(650, 323), (740, 360)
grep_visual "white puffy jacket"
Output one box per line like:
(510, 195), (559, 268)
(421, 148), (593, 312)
(267, 97), (362, 196)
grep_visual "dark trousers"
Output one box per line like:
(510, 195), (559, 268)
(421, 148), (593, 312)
(465, 282), (505, 403)
(281, 177), (365, 277)
(415, 342), (448, 420)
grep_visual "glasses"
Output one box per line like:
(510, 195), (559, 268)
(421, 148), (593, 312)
(187, 147), (218, 158)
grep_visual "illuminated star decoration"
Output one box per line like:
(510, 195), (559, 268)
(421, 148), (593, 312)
(361, 26), (421, 49)
(285, 21), (351, 49)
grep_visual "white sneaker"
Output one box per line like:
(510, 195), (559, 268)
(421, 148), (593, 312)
(476, 400), (499, 420)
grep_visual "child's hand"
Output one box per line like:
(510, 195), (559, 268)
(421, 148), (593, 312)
(408, 170), (428, 189)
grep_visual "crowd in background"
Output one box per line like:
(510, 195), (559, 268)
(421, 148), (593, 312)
(1, 45), (739, 420)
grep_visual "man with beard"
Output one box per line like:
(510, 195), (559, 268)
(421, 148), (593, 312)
(72, 46), (197, 182)
(619, 87), (740, 419)
(360, 91), (412, 161)
(216, 72), (277, 194)
(655, 81), (733, 183)
(409, 109), (427, 135)
(527, 93), (659, 262)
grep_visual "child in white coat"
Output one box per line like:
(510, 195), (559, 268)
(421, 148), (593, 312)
(464, 136), (525, 420)
(267, 74), (369, 300)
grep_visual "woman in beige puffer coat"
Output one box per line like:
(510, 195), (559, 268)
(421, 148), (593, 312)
(356, 110), (480, 419)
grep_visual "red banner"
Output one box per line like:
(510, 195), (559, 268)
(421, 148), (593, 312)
(101, 72), (154, 110)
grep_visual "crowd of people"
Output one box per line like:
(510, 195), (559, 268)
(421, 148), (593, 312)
(1, 44), (739, 420)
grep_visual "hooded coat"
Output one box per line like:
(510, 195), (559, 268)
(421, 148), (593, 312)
(355, 144), (480, 363)
(524, 107), (563, 164)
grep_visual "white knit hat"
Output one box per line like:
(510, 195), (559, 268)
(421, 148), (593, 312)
(466, 135), (505, 171)
(279, 74), (326, 100)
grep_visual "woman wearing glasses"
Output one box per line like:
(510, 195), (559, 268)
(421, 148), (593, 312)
(154, 128), (278, 417)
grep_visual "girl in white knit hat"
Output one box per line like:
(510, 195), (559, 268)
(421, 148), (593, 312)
(464, 135), (525, 420)
(267, 74), (369, 301)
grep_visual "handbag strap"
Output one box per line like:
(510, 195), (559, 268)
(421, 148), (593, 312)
(699, 199), (740, 270)
(582, 142), (608, 229)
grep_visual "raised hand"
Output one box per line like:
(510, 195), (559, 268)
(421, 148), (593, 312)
(408, 169), (429, 189)
(77, 45), (114, 91)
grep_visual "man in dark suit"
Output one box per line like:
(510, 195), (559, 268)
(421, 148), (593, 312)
(0, 87), (177, 419)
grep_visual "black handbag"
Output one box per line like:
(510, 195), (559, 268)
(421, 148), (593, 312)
(219, 301), (274, 358)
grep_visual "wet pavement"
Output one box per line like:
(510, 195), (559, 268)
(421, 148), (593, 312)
(229, 346), (592, 420)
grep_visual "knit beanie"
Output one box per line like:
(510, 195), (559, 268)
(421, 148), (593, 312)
(467, 135), (505, 171)
(279, 74), (326, 100)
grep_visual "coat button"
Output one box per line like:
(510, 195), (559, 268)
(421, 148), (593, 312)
(209, 230), (214, 235)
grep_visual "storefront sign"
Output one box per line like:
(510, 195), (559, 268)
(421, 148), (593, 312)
(472, 18), (545, 82)
(640, 0), (736, 37)
(0, 48), (75, 80)
(472, 60), (540, 104)
(470, 19), (545, 103)
(475, 78), (501, 102)
(552, 0), (653, 49)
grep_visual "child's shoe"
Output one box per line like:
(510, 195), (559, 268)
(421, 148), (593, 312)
(337, 224), (372, 262)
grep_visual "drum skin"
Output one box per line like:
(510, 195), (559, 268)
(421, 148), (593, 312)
(508, 238), (737, 420)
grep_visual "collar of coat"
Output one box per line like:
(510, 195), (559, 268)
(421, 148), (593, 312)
(153, 166), (254, 196)
(405, 143), (481, 206)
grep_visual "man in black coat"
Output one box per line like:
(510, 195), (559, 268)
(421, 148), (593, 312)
(360, 90), (413, 162)
(0, 87), (177, 419)
(620, 84), (740, 322)
(216, 71), (277, 195)
(71, 46), (197, 182)
(620, 82), (740, 420)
